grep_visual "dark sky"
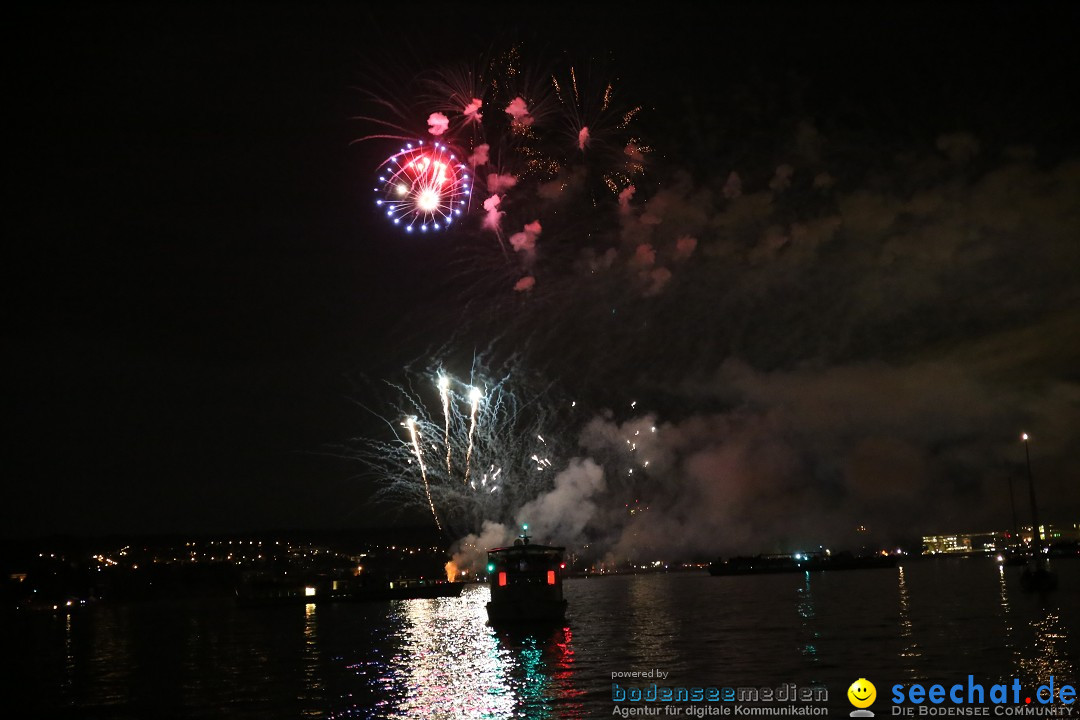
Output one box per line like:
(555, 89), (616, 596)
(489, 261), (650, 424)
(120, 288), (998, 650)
(7, 3), (1078, 540)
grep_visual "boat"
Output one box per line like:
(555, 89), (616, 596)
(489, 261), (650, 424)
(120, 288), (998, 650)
(486, 528), (567, 624)
(1020, 557), (1058, 592)
(708, 551), (897, 576)
(1001, 548), (1031, 566)
(1017, 432), (1058, 592)
(235, 573), (463, 606)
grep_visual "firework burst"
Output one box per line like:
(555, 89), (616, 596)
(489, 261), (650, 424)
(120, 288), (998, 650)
(349, 358), (572, 537)
(549, 62), (648, 197)
(354, 46), (646, 249)
(373, 141), (471, 232)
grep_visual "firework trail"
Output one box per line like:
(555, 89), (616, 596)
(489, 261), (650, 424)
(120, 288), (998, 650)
(405, 416), (441, 531)
(464, 385), (481, 485)
(438, 374), (451, 476)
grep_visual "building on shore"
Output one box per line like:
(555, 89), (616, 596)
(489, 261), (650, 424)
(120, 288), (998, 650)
(922, 523), (1080, 555)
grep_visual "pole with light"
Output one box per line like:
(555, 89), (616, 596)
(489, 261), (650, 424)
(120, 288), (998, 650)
(1021, 433), (1042, 549)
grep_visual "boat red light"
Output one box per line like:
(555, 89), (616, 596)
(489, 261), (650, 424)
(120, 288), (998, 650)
(498, 572), (507, 587)
(547, 570), (556, 585)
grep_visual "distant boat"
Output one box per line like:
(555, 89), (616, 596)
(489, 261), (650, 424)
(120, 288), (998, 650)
(235, 573), (462, 606)
(1001, 548), (1030, 567)
(1020, 558), (1058, 592)
(486, 531), (567, 624)
(708, 552), (897, 576)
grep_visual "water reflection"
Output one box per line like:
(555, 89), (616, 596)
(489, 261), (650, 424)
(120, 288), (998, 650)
(1018, 609), (1075, 692)
(897, 565), (922, 677)
(997, 564), (1018, 679)
(86, 606), (133, 707)
(493, 625), (581, 719)
(16, 561), (1079, 719)
(63, 612), (75, 696)
(339, 585), (578, 719)
(626, 575), (678, 667)
(796, 572), (819, 660)
(302, 602), (324, 718)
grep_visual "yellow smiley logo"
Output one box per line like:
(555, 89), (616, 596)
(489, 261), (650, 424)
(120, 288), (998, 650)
(848, 678), (876, 709)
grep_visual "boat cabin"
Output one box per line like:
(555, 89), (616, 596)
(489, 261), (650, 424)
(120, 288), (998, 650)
(486, 531), (567, 623)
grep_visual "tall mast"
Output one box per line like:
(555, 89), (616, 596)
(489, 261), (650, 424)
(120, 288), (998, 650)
(1022, 433), (1041, 551)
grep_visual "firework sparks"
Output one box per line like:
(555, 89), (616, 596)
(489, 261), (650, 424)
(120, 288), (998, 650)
(350, 360), (572, 537)
(548, 63), (646, 197)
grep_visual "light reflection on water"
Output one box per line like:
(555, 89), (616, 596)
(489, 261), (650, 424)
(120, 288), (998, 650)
(6, 558), (1079, 717)
(303, 602), (324, 718)
(370, 587), (517, 718)
(352, 586), (579, 719)
(796, 572), (819, 660)
(62, 611), (74, 695)
(897, 564), (923, 677)
(998, 564), (1020, 678)
(1019, 610), (1076, 693)
(625, 570), (680, 670)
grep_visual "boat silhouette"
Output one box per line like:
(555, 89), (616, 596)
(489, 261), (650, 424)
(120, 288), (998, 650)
(486, 527), (568, 624)
(1018, 433), (1057, 593)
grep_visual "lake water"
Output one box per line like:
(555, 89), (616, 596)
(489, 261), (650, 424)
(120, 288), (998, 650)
(7, 557), (1078, 718)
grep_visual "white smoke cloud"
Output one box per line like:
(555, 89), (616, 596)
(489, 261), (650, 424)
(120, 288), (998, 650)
(448, 520), (515, 576)
(515, 459), (606, 546)
(447, 459), (606, 573)
(571, 349), (1080, 562)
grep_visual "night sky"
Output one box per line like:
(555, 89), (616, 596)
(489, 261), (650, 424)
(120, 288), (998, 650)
(7, 3), (1079, 543)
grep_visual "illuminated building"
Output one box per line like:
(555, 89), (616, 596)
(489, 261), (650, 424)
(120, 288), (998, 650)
(922, 523), (1079, 554)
